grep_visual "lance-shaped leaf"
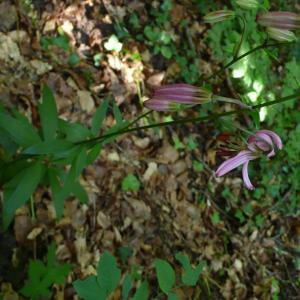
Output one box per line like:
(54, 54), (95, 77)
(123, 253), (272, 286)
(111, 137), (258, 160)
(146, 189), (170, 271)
(92, 98), (109, 135)
(3, 161), (44, 229)
(0, 112), (41, 147)
(39, 85), (58, 141)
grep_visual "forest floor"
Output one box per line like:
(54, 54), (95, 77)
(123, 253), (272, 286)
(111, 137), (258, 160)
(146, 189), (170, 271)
(0, 1), (299, 299)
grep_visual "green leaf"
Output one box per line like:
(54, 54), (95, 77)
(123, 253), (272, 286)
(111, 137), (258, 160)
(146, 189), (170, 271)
(122, 174), (140, 192)
(168, 292), (180, 300)
(160, 46), (173, 59)
(193, 160), (204, 172)
(0, 158), (31, 186)
(181, 262), (205, 286)
(175, 253), (205, 286)
(0, 127), (18, 155)
(47, 243), (56, 269)
(50, 144), (83, 164)
(175, 252), (190, 270)
(23, 140), (74, 155)
(211, 211), (221, 225)
(154, 259), (176, 295)
(58, 119), (91, 143)
(118, 246), (133, 264)
(39, 84), (58, 141)
(97, 252), (121, 297)
(101, 120), (130, 145)
(73, 146), (87, 178)
(48, 168), (65, 218)
(51, 147), (88, 216)
(144, 26), (157, 41)
(74, 276), (105, 300)
(122, 273), (132, 300)
(21, 243), (71, 300)
(53, 35), (69, 51)
(72, 181), (88, 204)
(3, 162), (44, 229)
(86, 143), (102, 165)
(248, 109), (260, 129)
(187, 136), (198, 150)
(68, 52), (80, 67)
(92, 99), (109, 136)
(159, 31), (172, 44)
(21, 260), (50, 300)
(131, 281), (149, 300)
(0, 112), (41, 147)
(172, 136), (184, 150)
(113, 102), (123, 126)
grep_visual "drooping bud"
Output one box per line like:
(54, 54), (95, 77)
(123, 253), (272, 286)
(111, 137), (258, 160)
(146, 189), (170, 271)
(266, 27), (297, 42)
(257, 12), (300, 30)
(204, 10), (235, 24)
(235, 0), (259, 10)
(144, 84), (212, 112)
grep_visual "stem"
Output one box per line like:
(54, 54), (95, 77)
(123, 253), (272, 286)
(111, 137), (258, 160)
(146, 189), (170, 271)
(204, 41), (292, 81)
(83, 92), (299, 146)
(75, 110), (152, 146)
(126, 110), (153, 128)
(212, 95), (251, 109)
(234, 15), (246, 59)
(30, 196), (35, 221)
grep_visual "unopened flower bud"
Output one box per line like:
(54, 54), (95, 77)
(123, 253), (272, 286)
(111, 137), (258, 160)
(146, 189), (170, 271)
(266, 27), (297, 42)
(204, 10), (235, 24)
(144, 84), (212, 112)
(235, 0), (259, 10)
(258, 12), (300, 30)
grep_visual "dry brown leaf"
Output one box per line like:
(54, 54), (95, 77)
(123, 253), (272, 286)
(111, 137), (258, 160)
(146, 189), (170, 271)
(77, 90), (95, 113)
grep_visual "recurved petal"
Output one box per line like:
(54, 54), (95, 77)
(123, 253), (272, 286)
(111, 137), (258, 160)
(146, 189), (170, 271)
(242, 161), (254, 190)
(253, 131), (274, 151)
(258, 129), (283, 150)
(215, 150), (257, 177)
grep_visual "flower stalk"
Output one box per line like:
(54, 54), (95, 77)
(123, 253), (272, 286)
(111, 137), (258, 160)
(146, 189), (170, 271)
(212, 95), (251, 109)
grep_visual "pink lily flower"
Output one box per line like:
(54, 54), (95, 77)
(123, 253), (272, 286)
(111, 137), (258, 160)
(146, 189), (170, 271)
(215, 130), (283, 190)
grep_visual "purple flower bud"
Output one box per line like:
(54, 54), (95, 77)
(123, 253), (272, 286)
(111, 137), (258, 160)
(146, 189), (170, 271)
(143, 99), (178, 111)
(144, 84), (212, 112)
(204, 10), (235, 24)
(235, 0), (259, 10)
(266, 27), (297, 42)
(258, 12), (300, 30)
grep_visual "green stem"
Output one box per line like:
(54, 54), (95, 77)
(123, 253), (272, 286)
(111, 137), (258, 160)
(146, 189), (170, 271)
(126, 109), (152, 128)
(212, 95), (251, 109)
(30, 196), (35, 221)
(83, 92), (299, 146)
(204, 41), (292, 81)
(234, 15), (246, 59)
